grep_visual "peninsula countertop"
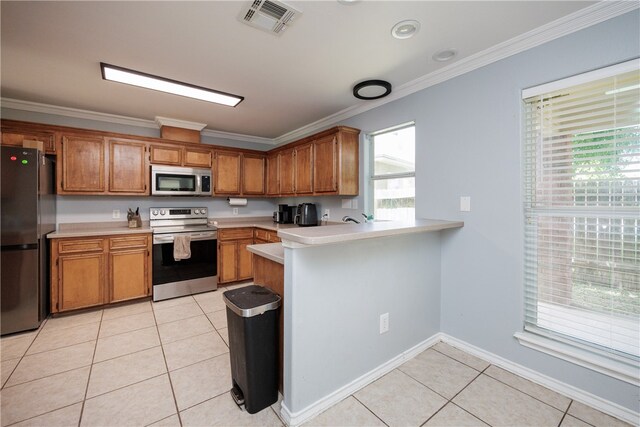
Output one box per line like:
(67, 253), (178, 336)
(247, 243), (284, 264)
(277, 218), (464, 247)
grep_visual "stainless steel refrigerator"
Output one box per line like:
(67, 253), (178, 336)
(1, 146), (56, 335)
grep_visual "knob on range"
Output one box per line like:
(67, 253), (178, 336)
(151, 209), (159, 215)
(160, 210), (166, 215)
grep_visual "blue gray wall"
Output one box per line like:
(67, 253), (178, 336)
(337, 10), (640, 411)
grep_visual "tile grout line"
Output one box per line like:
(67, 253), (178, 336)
(432, 345), (573, 418)
(351, 394), (391, 427)
(77, 308), (105, 427)
(419, 363), (490, 427)
(152, 304), (185, 427)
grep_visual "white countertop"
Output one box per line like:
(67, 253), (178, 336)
(247, 243), (284, 264)
(277, 218), (464, 247)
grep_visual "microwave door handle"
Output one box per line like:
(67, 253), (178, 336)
(196, 175), (201, 193)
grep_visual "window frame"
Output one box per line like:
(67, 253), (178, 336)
(367, 121), (416, 220)
(516, 58), (640, 386)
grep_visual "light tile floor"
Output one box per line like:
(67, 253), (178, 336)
(0, 283), (634, 427)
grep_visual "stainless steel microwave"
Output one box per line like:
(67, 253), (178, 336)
(151, 165), (212, 196)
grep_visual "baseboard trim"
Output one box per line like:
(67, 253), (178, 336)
(439, 334), (640, 426)
(279, 333), (444, 427)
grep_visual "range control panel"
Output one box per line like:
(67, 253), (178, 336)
(149, 207), (208, 220)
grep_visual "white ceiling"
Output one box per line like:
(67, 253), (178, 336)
(1, 1), (598, 140)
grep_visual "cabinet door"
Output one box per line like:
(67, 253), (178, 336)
(218, 241), (238, 283)
(1, 128), (56, 154)
(109, 140), (148, 194)
(266, 154), (279, 196)
(295, 143), (313, 194)
(242, 154), (266, 195)
(60, 135), (106, 193)
(237, 239), (254, 281)
(278, 149), (295, 195)
(215, 151), (241, 194)
(150, 144), (182, 166)
(58, 253), (106, 311)
(184, 148), (212, 168)
(110, 248), (150, 303)
(313, 135), (338, 194)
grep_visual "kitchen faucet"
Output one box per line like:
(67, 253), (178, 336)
(342, 215), (360, 224)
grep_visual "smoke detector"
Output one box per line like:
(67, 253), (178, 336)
(239, 0), (302, 35)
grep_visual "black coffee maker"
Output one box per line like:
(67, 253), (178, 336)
(273, 204), (294, 224)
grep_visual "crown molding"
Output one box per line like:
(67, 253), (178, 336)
(3, 2), (636, 147)
(0, 97), (276, 145)
(274, 0), (639, 145)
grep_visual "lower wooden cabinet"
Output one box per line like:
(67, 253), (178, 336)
(51, 234), (151, 313)
(218, 228), (255, 284)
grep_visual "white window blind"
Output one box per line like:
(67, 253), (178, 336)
(523, 61), (640, 364)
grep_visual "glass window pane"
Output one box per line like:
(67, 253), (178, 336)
(373, 126), (415, 176)
(373, 177), (415, 221)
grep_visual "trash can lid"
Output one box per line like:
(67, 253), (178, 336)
(223, 285), (281, 318)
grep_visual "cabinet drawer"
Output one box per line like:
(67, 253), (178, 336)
(254, 228), (270, 241)
(218, 228), (254, 241)
(109, 235), (149, 250)
(58, 238), (104, 254)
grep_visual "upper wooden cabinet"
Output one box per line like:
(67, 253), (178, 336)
(266, 154), (279, 196)
(215, 151), (266, 196)
(108, 139), (148, 194)
(294, 143), (313, 195)
(266, 126), (360, 197)
(215, 151), (242, 195)
(312, 128), (359, 196)
(242, 154), (266, 195)
(150, 144), (213, 168)
(278, 149), (295, 195)
(59, 135), (106, 194)
(1, 126), (56, 154)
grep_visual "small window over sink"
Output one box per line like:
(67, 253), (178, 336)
(368, 122), (415, 221)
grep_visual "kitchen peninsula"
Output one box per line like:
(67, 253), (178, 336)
(248, 219), (463, 425)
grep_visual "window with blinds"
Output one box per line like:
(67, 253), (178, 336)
(522, 60), (639, 366)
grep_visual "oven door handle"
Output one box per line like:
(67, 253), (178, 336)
(153, 232), (217, 244)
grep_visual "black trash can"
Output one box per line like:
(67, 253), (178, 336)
(223, 284), (281, 414)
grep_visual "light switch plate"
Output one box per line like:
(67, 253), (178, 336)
(352, 199), (358, 209)
(460, 196), (471, 212)
(342, 199), (351, 209)
(112, 209), (120, 219)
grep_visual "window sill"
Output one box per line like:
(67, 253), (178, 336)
(514, 330), (639, 386)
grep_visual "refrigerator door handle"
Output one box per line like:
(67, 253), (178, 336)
(1, 243), (39, 251)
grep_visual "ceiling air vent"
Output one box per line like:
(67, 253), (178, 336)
(239, 0), (302, 35)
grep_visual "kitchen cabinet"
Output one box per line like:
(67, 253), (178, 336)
(108, 139), (148, 194)
(266, 154), (279, 196)
(214, 151), (242, 195)
(278, 149), (295, 195)
(1, 125), (56, 154)
(217, 228), (254, 284)
(109, 235), (152, 303)
(51, 238), (106, 312)
(242, 154), (266, 195)
(59, 135), (106, 194)
(51, 234), (152, 313)
(294, 143), (313, 194)
(318, 127), (359, 196)
(150, 144), (213, 168)
(254, 228), (281, 244)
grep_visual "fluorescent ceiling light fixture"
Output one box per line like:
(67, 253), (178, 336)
(100, 63), (243, 107)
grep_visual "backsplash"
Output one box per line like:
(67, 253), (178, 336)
(56, 196), (278, 225)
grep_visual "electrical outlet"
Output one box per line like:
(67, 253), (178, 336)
(342, 199), (351, 209)
(460, 196), (471, 212)
(379, 313), (389, 334)
(232, 208), (239, 215)
(112, 209), (120, 219)
(324, 209), (330, 219)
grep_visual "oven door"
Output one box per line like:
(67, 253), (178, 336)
(152, 231), (217, 301)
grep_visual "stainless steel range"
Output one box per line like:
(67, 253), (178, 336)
(150, 207), (217, 301)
